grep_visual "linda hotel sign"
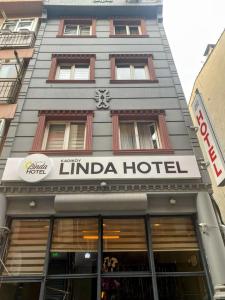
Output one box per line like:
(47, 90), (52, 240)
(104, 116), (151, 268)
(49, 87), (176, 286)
(192, 92), (225, 186)
(2, 154), (201, 183)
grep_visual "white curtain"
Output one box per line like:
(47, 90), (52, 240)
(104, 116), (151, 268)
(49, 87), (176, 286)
(120, 123), (136, 149)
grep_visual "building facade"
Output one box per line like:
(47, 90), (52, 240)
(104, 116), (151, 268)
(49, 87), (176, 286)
(0, 1), (225, 299)
(189, 30), (225, 223)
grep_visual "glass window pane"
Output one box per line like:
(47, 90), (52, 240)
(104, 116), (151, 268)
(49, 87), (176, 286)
(58, 66), (71, 80)
(103, 219), (149, 272)
(17, 21), (33, 31)
(120, 123), (136, 149)
(115, 25), (127, 35)
(0, 63), (17, 78)
(157, 276), (210, 300)
(1, 220), (49, 276)
(2, 21), (17, 31)
(102, 278), (153, 300)
(80, 25), (91, 36)
(64, 24), (78, 35)
(74, 65), (89, 80)
(46, 124), (65, 150)
(149, 122), (159, 148)
(151, 217), (204, 272)
(0, 282), (41, 300)
(68, 123), (85, 150)
(116, 66), (131, 80)
(49, 218), (98, 274)
(45, 279), (97, 300)
(134, 66), (147, 79)
(129, 26), (139, 35)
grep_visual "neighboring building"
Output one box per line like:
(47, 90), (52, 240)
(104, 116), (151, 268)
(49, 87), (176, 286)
(189, 30), (225, 222)
(0, 1), (225, 300)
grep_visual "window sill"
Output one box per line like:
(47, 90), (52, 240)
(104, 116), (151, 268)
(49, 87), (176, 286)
(113, 149), (174, 155)
(46, 80), (95, 83)
(109, 34), (149, 38)
(29, 150), (92, 155)
(56, 35), (97, 38)
(110, 79), (159, 84)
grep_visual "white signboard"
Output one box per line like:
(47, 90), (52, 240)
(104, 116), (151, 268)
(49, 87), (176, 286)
(2, 154), (201, 183)
(191, 93), (225, 186)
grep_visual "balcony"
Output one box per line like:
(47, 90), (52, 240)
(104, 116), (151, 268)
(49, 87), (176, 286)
(0, 79), (21, 104)
(0, 31), (36, 49)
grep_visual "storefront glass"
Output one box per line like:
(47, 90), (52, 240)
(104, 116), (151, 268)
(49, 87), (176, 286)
(0, 216), (211, 300)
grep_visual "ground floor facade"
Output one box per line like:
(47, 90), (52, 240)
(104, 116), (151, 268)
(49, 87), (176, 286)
(0, 187), (225, 300)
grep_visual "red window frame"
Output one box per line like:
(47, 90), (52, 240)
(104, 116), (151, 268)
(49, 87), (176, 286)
(31, 110), (94, 155)
(57, 18), (97, 38)
(111, 110), (173, 155)
(109, 18), (148, 38)
(109, 54), (158, 83)
(47, 54), (96, 83)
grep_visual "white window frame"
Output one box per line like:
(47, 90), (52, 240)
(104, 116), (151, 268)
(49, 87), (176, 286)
(0, 119), (6, 145)
(114, 25), (141, 35)
(116, 64), (149, 80)
(64, 24), (92, 36)
(119, 120), (160, 150)
(41, 121), (87, 151)
(1, 18), (38, 32)
(56, 63), (90, 80)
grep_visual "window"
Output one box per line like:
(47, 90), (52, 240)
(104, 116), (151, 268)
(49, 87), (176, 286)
(31, 110), (93, 155)
(56, 64), (90, 80)
(120, 121), (160, 150)
(110, 19), (148, 37)
(110, 54), (158, 83)
(57, 19), (96, 37)
(0, 216), (211, 300)
(0, 18), (37, 32)
(0, 60), (18, 79)
(47, 54), (96, 83)
(111, 110), (173, 154)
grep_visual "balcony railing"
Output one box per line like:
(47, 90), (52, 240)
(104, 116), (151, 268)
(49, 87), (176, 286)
(0, 79), (22, 104)
(0, 31), (36, 49)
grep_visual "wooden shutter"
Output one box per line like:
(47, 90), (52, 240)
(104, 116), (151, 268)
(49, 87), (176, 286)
(3, 219), (49, 275)
(151, 217), (198, 251)
(51, 218), (98, 253)
(103, 219), (147, 252)
(68, 123), (85, 150)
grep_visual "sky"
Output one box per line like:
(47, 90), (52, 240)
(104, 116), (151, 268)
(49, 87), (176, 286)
(163, 0), (225, 101)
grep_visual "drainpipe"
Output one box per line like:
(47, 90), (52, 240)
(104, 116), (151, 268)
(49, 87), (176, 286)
(197, 192), (225, 299)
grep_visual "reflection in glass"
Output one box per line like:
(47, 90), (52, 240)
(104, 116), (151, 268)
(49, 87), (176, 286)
(1, 219), (49, 276)
(116, 66), (131, 80)
(101, 277), (153, 300)
(134, 66), (146, 79)
(0, 282), (40, 300)
(157, 276), (210, 300)
(49, 218), (98, 274)
(103, 219), (149, 272)
(151, 217), (203, 272)
(45, 278), (97, 300)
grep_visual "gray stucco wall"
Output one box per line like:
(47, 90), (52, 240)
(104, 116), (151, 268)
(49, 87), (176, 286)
(0, 16), (203, 179)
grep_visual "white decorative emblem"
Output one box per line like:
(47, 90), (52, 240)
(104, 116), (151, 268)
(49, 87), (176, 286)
(18, 154), (53, 183)
(94, 89), (111, 109)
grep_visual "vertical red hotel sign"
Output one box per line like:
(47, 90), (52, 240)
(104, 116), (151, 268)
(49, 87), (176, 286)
(192, 92), (225, 186)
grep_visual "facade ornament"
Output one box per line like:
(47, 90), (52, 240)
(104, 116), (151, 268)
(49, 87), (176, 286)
(94, 89), (111, 109)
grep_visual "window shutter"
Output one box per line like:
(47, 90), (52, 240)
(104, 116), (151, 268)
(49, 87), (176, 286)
(46, 124), (65, 150)
(74, 66), (89, 80)
(58, 66), (71, 80)
(3, 220), (49, 275)
(151, 217), (199, 251)
(51, 219), (98, 252)
(68, 123), (85, 150)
